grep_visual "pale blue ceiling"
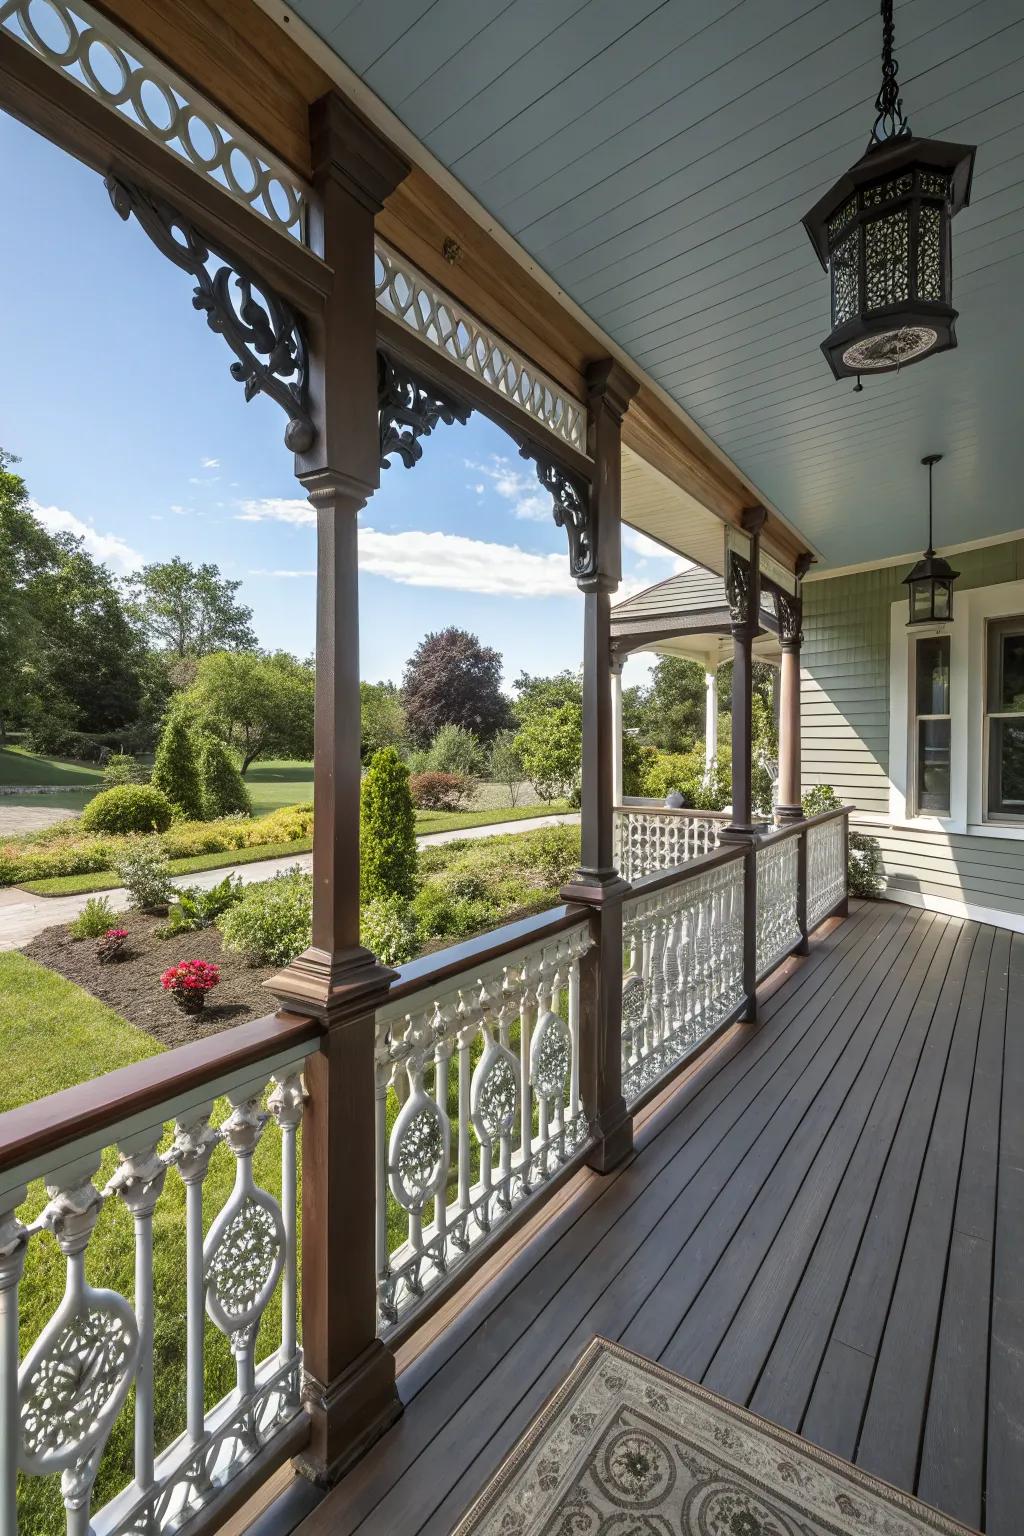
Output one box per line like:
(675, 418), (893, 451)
(288, 0), (1024, 568)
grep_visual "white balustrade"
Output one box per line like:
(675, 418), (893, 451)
(621, 857), (745, 1104)
(2, 1044), (315, 1536)
(375, 922), (592, 1331)
(755, 835), (802, 978)
(807, 815), (847, 930)
(613, 808), (724, 883)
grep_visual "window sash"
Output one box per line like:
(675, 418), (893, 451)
(985, 617), (1024, 821)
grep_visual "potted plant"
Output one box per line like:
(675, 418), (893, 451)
(160, 959), (220, 1015)
(96, 928), (130, 963)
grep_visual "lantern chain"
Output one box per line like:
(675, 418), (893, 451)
(871, 0), (911, 147)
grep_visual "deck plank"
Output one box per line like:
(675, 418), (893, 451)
(286, 903), (1021, 1536)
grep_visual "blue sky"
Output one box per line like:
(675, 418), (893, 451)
(0, 111), (678, 690)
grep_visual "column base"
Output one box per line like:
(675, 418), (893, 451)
(774, 803), (804, 825)
(294, 1339), (402, 1489)
(586, 1097), (634, 1173)
(560, 871), (630, 905)
(266, 945), (396, 1021)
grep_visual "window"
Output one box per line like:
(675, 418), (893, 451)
(912, 634), (950, 814)
(986, 617), (1024, 819)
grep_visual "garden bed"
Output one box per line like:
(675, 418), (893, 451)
(24, 912), (274, 1047)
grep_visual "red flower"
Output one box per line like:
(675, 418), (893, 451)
(106, 929), (129, 939)
(161, 960), (220, 994)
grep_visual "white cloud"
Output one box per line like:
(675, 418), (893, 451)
(234, 499), (575, 598)
(170, 504), (188, 516)
(360, 526), (574, 598)
(200, 456), (220, 469)
(236, 497), (314, 527)
(465, 455), (550, 522)
(30, 501), (142, 573)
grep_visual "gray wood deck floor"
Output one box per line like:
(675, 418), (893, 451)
(294, 900), (1023, 1536)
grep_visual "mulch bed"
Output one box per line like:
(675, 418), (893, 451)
(25, 912), (275, 1048)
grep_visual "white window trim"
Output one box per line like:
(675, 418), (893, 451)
(888, 578), (1024, 837)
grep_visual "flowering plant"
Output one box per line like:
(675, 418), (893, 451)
(161, 959), (220, 1012)
(96, 928), (130, 964)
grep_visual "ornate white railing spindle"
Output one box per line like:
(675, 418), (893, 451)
(755, 835), (802, 977)
(613, 808), (725, 882)
(807, 815), (847, 930)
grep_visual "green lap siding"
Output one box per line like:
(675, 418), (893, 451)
(801, 544), (1024, 919)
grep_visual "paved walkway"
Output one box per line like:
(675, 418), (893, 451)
(0, 813), (579, 952)
(0, 805), (78, 834)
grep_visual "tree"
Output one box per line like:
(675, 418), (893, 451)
(489, 730), (524, 806)
(426, 723), (485, 778)
(403, 627), (512, 745)
(512, 669), (582, 721)
(198, 735), (252, 818)
(127, 557), (256, 658)
(360, 681), (406, 761)
(151, 712), (204, 820)
(515, 698), (582, 804)
(0, 451), (61, 736)
(360, 747), (417, 903)
(636, 656), (706, 754)
(183, 650), (314, 772)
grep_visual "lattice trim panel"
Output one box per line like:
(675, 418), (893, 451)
(621, 859), (745, 1105)
(755, 836), (801, 977)
(375, 922), (593, 1330)
(807, 817), (846, 931)
(375, 239), (587, 456)
(613, 809), (723, 883)
(0, 0), (311, 245)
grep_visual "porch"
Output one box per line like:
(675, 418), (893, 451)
(284, 897), (1019, 1536)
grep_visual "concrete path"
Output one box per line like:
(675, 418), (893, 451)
(0, 805), (78, 835)
(0, 813), (579, 952)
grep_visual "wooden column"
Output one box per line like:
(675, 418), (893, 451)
(774, 559), (811, 824)
(704, 665), (719, 785)
(610, 655), (624, 807)
(266, 93), (410, 1488)
(565, 359), (638, 1174)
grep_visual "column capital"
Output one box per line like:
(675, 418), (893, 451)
(309, 93), (409, 212)
(585, 357), (640, 423)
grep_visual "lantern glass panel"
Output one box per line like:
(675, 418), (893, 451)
(865, 208), (910, 310)
(910, 580), (934, 623)
(917, 204), (942, 301)
(831, 231), (860, 327)
(932, 580), (952, 621)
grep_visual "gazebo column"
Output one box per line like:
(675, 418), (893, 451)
(267, 94), (409, 1487)
(610, 654), (624, 805)
(704, 664), (719, 784)
(566, 359), (638, 1175)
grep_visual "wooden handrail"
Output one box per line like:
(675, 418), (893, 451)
(0, 1008), (321, 1177)
(385, 903), (589, 1006)
(613, 804), (732, 819)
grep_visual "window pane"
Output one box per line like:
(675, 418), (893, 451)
(915, 635), (950, 716)
(998, 631), (1024, 712)
(989, 719), (1024, 815)
(917, 718), (950, 813)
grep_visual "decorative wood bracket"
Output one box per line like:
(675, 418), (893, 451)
(774, 588), (803, 645)
(516, 441), (594, 584)
(726, 552), (754, 627)
(377, 351), (472, 469)
(106, 176), (315, 453)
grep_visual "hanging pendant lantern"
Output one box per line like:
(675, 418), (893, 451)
(904, 455), (958, 625)
(802, 0), (976, 381)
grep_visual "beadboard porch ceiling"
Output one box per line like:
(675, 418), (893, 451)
(279, 0), (1024, 572)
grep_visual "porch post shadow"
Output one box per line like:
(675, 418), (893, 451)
(265, 93), (409, 1488)
(564, 358), (638, 1175)
(722, 507), (767, 1021)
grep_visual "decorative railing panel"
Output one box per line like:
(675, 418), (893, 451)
(613, 808), (724, 883)
(621, 856), (745, 1105)
(807, 815), (847, 930)
(375, 921), (592, 1332)
(0, 0), (311, 245)
(755, 835), (801, 977)
(1, 1045), (314, 1536)
(374, 240), (587, 455)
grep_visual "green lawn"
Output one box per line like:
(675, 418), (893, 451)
(0, 745), (103, 788)
(2, 955), (292, 1532)
(19, 801), (572, 896)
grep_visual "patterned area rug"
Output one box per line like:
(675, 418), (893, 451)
(452, 1338), (978, 1536)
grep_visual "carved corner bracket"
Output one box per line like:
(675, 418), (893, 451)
(377, 351), (472, 469)
(514, 439), (594, 585)
(774, 588), (803, 646)
(726, 552), (754, 628)
(106, 176), (315, 453)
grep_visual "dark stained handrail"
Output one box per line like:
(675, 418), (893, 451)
(385, 903), (590, 1007)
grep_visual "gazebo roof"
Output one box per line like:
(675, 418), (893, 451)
(611, 565), (780, 668)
